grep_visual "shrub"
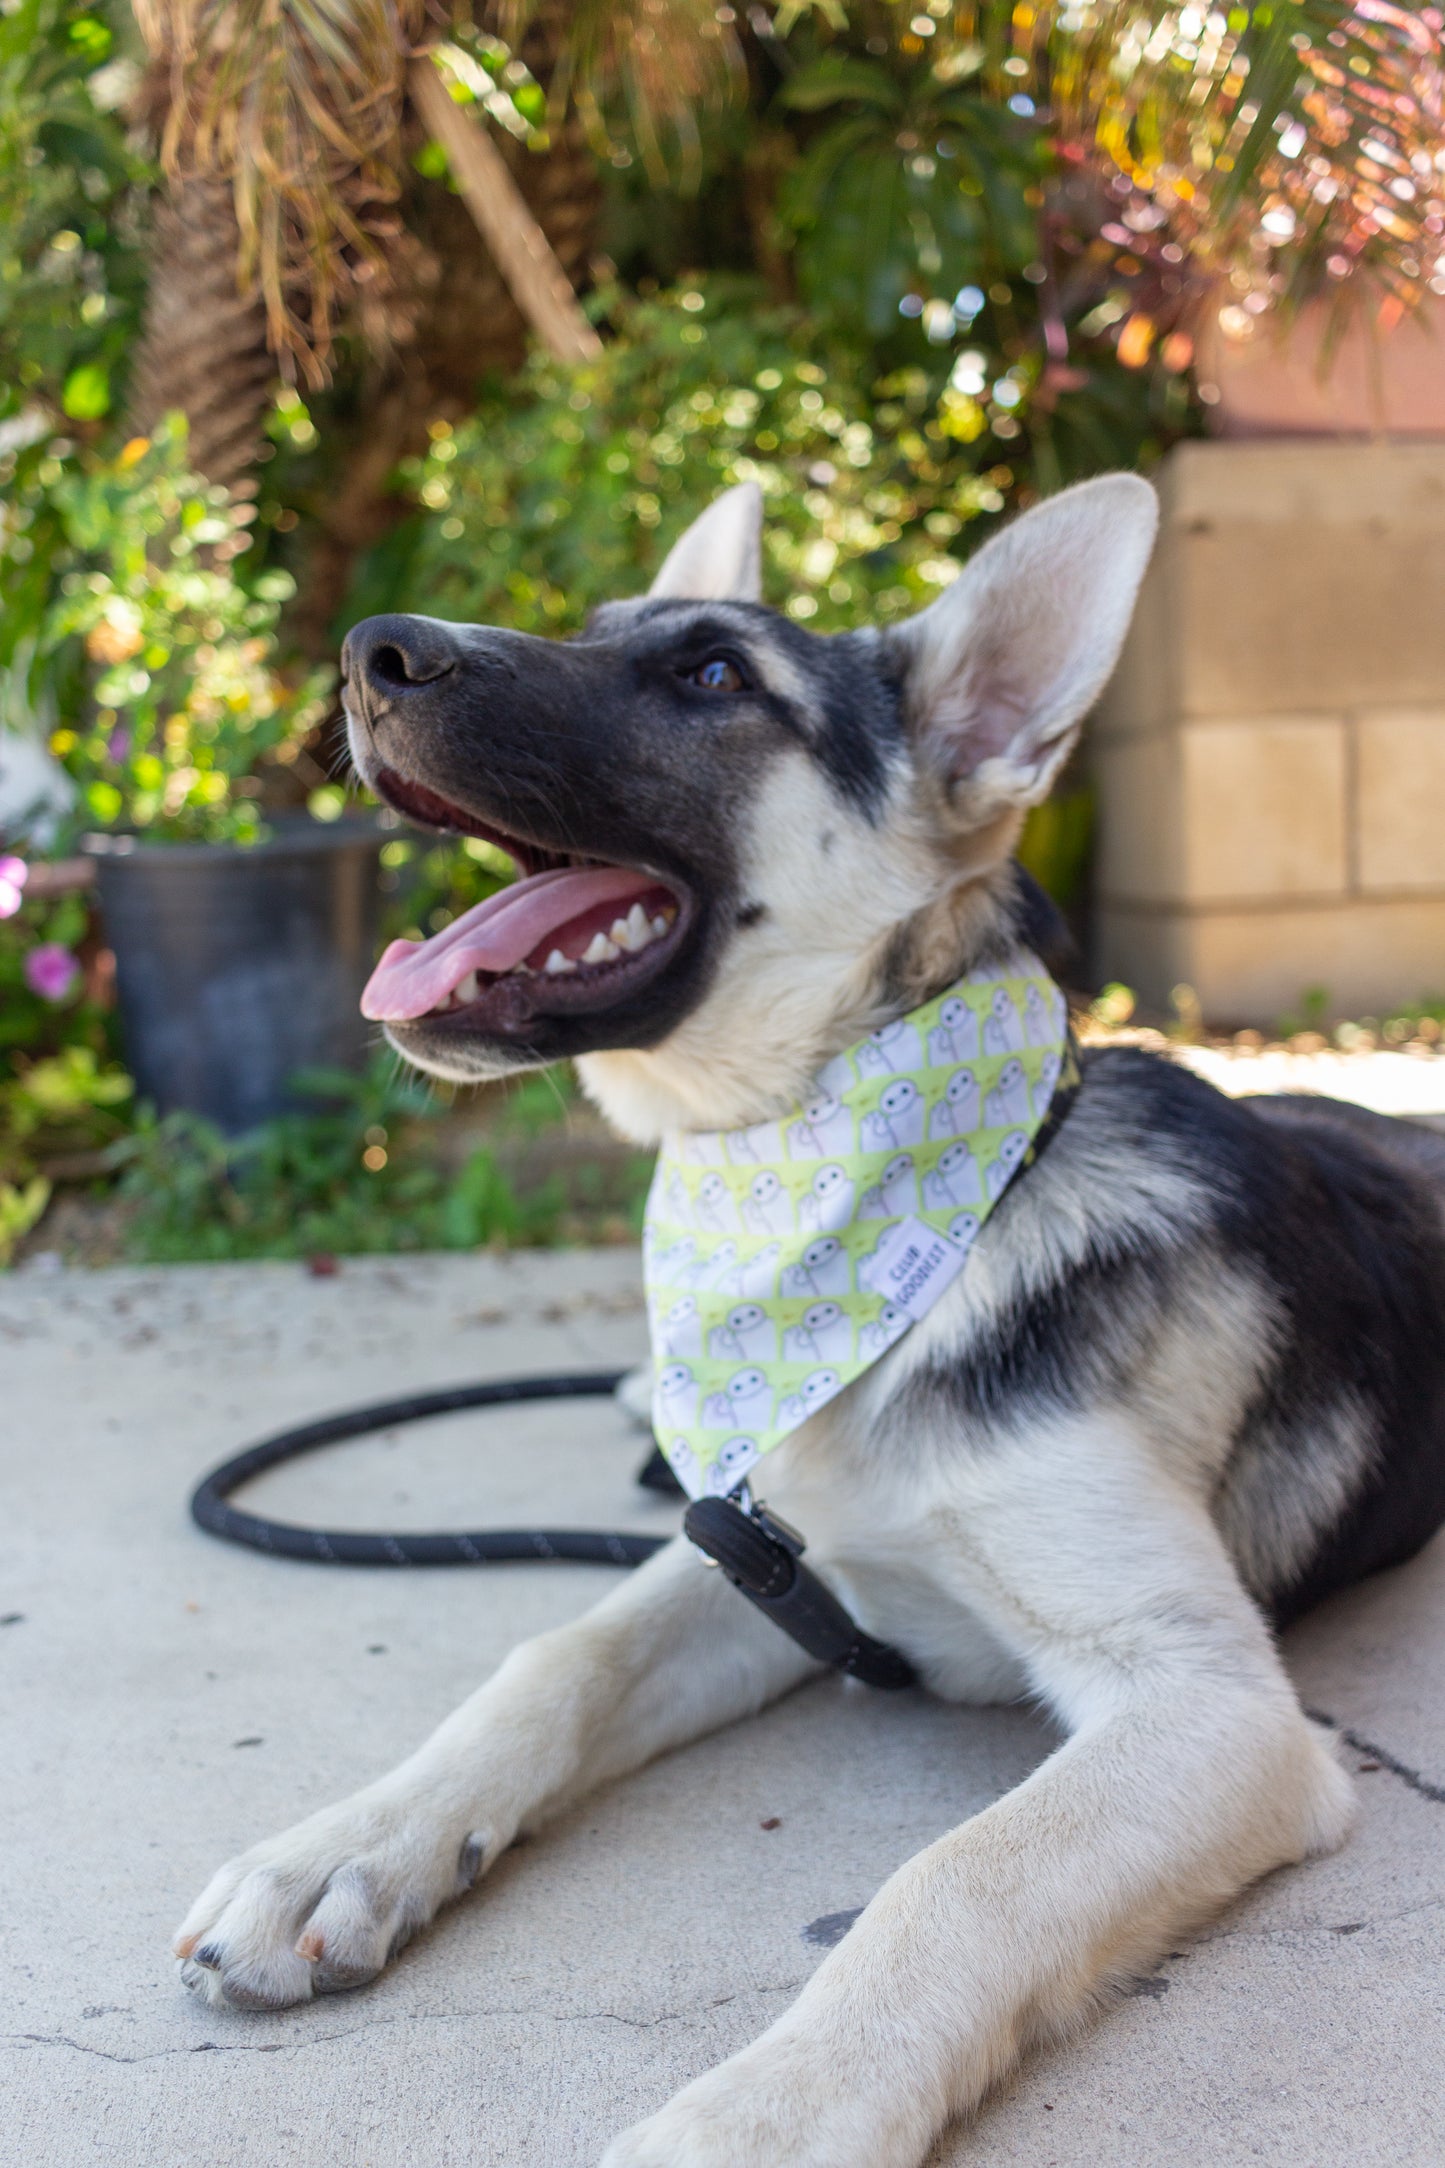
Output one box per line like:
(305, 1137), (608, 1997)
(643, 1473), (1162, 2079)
(3, 418), (333, 846)
(356, 278), (1178, 641)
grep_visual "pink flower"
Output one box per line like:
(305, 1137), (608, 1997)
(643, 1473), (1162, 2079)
(23, 943), (80, 1002)
(0, 854), (27, 919)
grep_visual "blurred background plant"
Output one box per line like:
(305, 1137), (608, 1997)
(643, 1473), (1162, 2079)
(98, 1054), (649, 1262)
(6, 420), (333, 843)
(2, 0), (1441, 1264)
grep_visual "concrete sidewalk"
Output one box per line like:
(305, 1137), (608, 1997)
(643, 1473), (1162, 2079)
(3, 1251), (1442, 2168)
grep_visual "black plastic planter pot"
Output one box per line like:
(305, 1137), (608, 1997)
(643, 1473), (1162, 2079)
(87, 817), (385, 1133)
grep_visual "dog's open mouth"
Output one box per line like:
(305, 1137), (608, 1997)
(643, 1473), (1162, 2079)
(360, 767), (687, 1029)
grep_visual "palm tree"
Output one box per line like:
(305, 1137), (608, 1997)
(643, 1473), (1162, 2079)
(125, 0), (1441, 621)
(126, 1), (735, 483)
(784, 4), (1441, 369)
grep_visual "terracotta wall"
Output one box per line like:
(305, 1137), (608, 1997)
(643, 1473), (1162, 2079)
(1092, 440), (1445, 1024)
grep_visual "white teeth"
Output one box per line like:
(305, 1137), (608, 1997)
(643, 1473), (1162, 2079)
(651, 913), (671, 938)
(626, 901), (650, 947)
(544, 949), (576, 975)
(609, 916), (635, 951)
(581, 932), (620, 965)
(456, 970), (479, 1005)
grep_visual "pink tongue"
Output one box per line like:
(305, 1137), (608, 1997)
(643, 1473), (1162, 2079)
(361, 865), (664, 1022)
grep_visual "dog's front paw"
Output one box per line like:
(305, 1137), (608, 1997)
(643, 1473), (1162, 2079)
(600, 2038), (921, 2168)
(174, 1785), (491, 2011)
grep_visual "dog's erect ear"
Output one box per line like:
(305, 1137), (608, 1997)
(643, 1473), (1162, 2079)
(890, 473), (1157, 823)
(648, 481), (764, 603)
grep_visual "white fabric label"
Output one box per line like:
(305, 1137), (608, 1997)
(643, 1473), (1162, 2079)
(857, 1214), (971, 1321)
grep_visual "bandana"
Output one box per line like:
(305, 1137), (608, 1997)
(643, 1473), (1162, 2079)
(643, 955), (1072, 1500)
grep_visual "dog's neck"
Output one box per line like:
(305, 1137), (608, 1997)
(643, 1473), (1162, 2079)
(579, 856), (1052, 1144)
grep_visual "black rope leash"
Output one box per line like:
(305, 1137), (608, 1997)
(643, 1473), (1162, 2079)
(189, 1369), (917, 1688)
(190, 1371), (667, 1568)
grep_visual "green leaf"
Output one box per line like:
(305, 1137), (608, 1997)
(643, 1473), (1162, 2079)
(60, 361), (110, 420)
(776, 56), (905, 116)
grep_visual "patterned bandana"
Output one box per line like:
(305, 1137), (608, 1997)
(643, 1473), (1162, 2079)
(643, 955), (1072, 1500)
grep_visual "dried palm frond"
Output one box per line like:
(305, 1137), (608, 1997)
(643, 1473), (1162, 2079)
(963, 1), (1445, 324)
(497, 0), (744, 189)
(132, 0), (441, 385)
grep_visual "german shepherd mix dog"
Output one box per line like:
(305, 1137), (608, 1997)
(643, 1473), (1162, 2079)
(177, 478), (1445, 2166)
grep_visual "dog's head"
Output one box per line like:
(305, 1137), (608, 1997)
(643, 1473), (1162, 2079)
(346, 474), (1155, 1138)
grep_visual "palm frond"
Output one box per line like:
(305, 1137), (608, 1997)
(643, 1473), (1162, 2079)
(497, 0), (744, 189)
(963, 1), (1445, 317)
(132, 0), (439, 384)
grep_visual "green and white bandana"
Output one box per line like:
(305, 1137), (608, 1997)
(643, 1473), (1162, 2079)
(643, 955), (1071, 1500)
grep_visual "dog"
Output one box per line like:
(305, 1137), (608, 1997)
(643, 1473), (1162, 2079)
(174, 476), (1445, 2168)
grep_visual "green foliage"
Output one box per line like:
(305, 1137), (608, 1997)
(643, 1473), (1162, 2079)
(377, 830), (517, 947)
(1016, 786), (1094, 913)
(0, 0), (148, 426)
(0, 879), (131, 1259)
(0, 1173), (51, 1265)
(359, 280), (1180, 646)
(7, 419), (333, 844)
(778, 47), (1041, 340)
(107, 1055), (650, 1264)
(0, 886), (102, 1061)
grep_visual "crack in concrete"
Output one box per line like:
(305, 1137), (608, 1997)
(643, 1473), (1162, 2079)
(1306, 1708), (1445, 1805)
(4, 1981), (803, 2069)
(1197, 1891), (1445, 1953)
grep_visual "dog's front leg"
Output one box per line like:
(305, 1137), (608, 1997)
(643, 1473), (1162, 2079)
(604, 1429), (1356, 2168)
(175, 1536), (815, 2009)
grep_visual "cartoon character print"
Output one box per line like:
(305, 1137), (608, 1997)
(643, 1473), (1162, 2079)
(1034, 1045), (1062, 1109)
(725, 1118), (785, 1166)
(707, 1302), (778, 1364)
(927, 995), (980, 1066)
(743, 1167), (795, 1238)
(777, 1367), (844, 1429)
(701, 1366), (773, 1433)
(782, 1300), (854, 1366)
(859, 1152), (918, 1220)
(725, 1365), (773, 1430)
(983, 1056), (1031, 1130)
(1024, 981), (1061, 1048)
(660, 1294), (703, 1359)
(705, 1435), (762, 1495)
(985, 1129), (1031, 1201)
(927, 1067), (980, 1140)
(680, 1238), (737, 1290)
(947, 1209), (981, 1251)
(717, 1241), (782, 1300)
(922, 1139), (982, 1211)
(982, 984), (1026, 1055)
(682, 1130), (726, 1167)
(799, 1163), (855, 1234)
(780, 1235), (851, 1299)
(815, 1050), (856, 1099)
(786, 1091), (854, 1161)
(860, 1076), (927, 1153)
(858, 1301), (910, 1360)
(653, 1361), (701, 1433)
(663, 1166), (692, 1225)
(694, 1171), (742, 1236)
(663, 1436), (702, 1495)
(856, 1016), (925, 1075)
(650, 1234), (697, 1282)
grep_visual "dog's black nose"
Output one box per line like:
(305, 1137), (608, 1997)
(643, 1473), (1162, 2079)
(343, 614), (458, 695)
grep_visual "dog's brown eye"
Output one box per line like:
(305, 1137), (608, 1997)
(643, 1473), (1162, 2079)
(690, 656), (744, 692)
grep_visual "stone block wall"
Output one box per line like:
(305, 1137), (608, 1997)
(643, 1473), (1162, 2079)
(1093, 440), (1445, 1024)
